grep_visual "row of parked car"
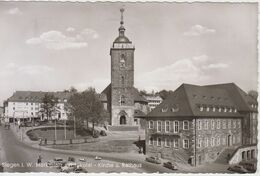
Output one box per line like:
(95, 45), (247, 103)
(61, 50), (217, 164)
(47, 156), (103, 173)
(145, 156), (177, 170)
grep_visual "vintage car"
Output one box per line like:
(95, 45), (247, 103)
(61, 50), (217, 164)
(145, 156), (161, 164)
(163, 161), (177, 170)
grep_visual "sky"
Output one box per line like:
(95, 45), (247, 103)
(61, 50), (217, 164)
(0, 2), (258, 104)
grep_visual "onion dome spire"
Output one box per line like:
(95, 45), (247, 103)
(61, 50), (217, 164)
(119, 8), (125, 37)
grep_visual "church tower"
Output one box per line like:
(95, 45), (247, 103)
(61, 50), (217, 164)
(110, 8), (135, 126)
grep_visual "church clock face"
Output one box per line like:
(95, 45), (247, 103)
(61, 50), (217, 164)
(120, 53), (126, 68)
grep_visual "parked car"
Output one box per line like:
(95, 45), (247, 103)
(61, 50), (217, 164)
(145, 156), (161, 164)
(79, 158), (86, 162)
(239, 160), (257, 173)
(94, 156), (102, 160)
(227, 165), (249, 173)
(47, 157), (65, 167)
(163, 162), (177, 170)
(61, 162), (77, 173)
(74, 166), (88, 173)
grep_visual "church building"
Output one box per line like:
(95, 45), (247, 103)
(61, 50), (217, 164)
(100, 8), (148, 128)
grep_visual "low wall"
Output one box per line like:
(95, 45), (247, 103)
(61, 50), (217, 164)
(229, 145), (257, 165)
(40, 138), (99, 146)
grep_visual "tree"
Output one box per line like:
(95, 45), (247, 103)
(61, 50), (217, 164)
(248, 90), (258, 100)
(157, 90), (174, 100)
(40, 93), (58, 120)
(68, 87), (107, 133)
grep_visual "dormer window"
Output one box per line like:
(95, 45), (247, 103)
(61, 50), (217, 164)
(162, 106), (168, 112)
(229, 108), (232, 113)
(171, 104), (179, 112)
(206, 107), (210, 112)
(212, 107), (216, 112)
(218, 107), (222, 112)
(200, 106), (204, 112)
(224, 108), (227, 112)
(234, 109), (237, 113)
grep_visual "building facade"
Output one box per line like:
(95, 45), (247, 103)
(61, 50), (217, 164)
(144, 95), (163, 111)
(145, 83), (257, 166)
(4, 91), (72, 121)
(100, 8), (148, 127)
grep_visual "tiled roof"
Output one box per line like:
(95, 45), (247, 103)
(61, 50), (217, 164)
(147, 83), (254, 118)
(8, 91), (72, 103)
(134, 109), (146, 117)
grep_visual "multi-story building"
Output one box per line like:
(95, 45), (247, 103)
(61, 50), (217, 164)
(144, 95), (163, 111)
(100, 8), (148, 129)
(145, 83), (257, 166)
(4, 91), (72, 121)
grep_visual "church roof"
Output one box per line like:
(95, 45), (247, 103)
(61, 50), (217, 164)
(100, 84), (147, 103)
(147, 83), (256, 118)
(114, 36), (131, 43)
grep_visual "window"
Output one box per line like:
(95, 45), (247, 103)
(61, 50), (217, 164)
(162, 106), (168, 112)
(205, 120), (209, 130)
(232, 136), (236, 144)
(173, 121), (179, 133)
(224, 108), (227, 112)
(213, 107), (216, 112)
(211, 120), (215, 130)
(217, 137), (221, 146)
(183, 121), (189, 130)
(233, 120), (236, 128)
(31, 112), (33, 116)
(157, 138), (162, 146)
(165, 138), (170, 147)
(200, 106), (204, 111)
(198, 139), (202, 148)
(157, 121), (162, 132)
(120, 54), (126, 67)
(211, 137), (215, 146)
(13, 107), (15, 110)
(120, 95), (126, 106)
(171, 104), (179, 112)
(165, 121), (170, 133)
(198, 120), (202, 130)
(222, 136), (226, 146)
(31, 103), (33, 105)
(173, 139), (179, 148)
(26, 103), (28, 106)
(229, 108), (233, 113)
(149, 137), (153, 145)
(206, 107), (210, 112)
(205, 138), (209, 147)
(234, 109), (237, 113)
(228, 120), (231, 129)
(237, 120), (241, 128)
(31, 107), (33, 110)
(222, 120), (226, 129)
(237, 135), (241, 143)
(148, 121), (154, 129)
(183, 139), (189, 149)
(217, 120), (220, 129)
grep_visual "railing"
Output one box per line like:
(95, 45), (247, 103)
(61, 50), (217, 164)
(228, 144), (257, 164)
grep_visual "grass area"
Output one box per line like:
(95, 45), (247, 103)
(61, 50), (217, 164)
(26, 127), (92, 141)
(49, 139), (140, 153)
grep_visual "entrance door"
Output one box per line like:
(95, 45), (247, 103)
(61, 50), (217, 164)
(120, 115), (126, 125)
(228, 135), (232, 146)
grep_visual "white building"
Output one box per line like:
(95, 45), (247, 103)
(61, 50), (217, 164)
(4, 91), (72, 121)
(144, 95), (163, 111)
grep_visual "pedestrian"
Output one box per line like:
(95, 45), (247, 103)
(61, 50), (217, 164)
(37, 155), (42, 163)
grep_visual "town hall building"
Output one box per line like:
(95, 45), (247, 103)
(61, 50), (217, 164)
(100, 8), (148, 128)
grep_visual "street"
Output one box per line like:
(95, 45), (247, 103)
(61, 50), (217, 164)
(0, 124), (173, 173)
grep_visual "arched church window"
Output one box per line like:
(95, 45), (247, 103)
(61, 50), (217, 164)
(120, 54), (126, 68)
(120, 95), (126, 106)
